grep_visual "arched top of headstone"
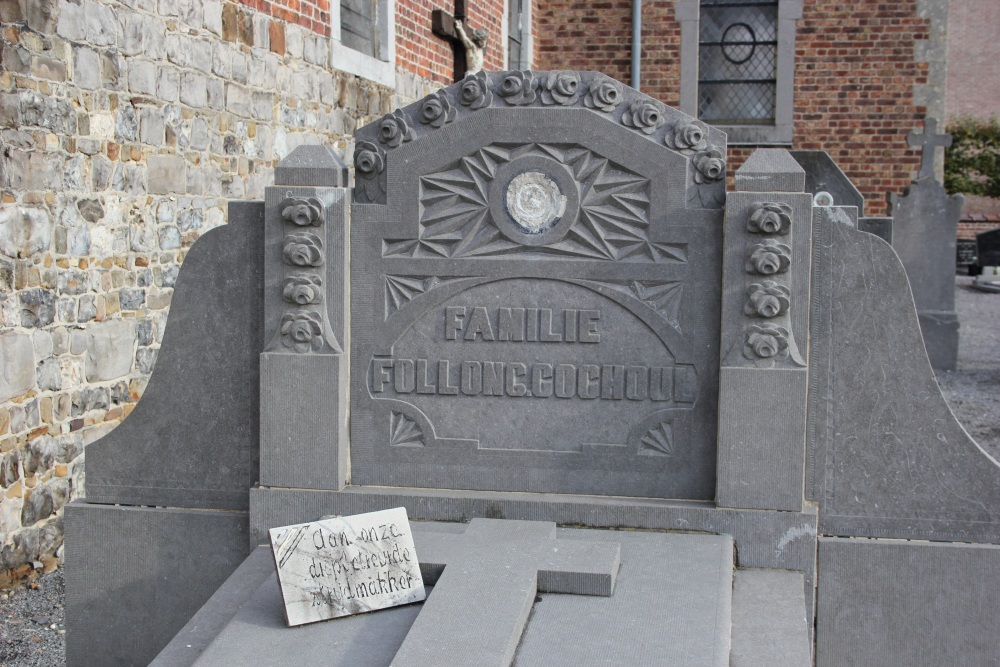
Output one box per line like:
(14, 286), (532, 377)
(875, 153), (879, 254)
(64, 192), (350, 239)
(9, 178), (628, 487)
(353, 70), (728, 209)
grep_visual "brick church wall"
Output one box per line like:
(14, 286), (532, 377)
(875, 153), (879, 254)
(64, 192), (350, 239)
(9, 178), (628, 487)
(535, 0), (934, 217)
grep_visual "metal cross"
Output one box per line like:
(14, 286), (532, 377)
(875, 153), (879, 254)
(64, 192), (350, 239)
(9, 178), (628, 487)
(908, 117), (952, 181)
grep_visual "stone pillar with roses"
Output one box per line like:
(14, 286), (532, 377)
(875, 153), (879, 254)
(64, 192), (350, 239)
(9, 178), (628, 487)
(715, 149), (813, 513)
(259, 146), (351, 491)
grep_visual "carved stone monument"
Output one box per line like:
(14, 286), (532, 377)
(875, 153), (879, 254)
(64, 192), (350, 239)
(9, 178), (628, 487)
(889, 118), (964, 371)
(64, 73), (1000, 667)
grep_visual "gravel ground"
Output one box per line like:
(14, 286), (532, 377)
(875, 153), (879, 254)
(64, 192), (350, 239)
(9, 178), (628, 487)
(0, 569), (65, 667)
(934, 275), (1000, 461)
(0, 277), (997, 667)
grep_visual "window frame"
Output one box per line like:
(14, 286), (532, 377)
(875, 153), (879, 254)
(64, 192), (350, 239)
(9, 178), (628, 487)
(331, 0), (396, 89)
(676, 0), (801, 145)
(505, 0), (533, 70)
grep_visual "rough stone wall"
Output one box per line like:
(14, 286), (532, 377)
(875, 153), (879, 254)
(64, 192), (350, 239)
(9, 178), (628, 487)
(0, 0), (441, 583)
(535, 0), (936, 216)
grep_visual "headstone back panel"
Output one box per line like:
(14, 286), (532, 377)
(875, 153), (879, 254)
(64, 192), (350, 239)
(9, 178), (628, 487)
(350, 72), (727, 501)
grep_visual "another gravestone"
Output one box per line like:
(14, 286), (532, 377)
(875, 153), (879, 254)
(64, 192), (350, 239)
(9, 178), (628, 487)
(978, 227), (1000, 269)
(790, 150), (892, 243)
(956, 238), (978, 275)
(888, 118), (964, 371)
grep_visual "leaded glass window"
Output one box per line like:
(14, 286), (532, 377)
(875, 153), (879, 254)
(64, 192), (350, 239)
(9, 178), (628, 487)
(508, 0), (526, 70)
(698, 0), (778, 125)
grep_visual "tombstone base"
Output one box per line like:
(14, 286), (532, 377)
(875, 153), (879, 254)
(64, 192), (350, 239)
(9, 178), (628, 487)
(156, 523), (809, 667)
(64, 502), (251, 667)
(917, 309), (959, 371)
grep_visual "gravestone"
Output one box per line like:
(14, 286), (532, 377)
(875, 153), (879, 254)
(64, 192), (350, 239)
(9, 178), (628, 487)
(956, 238), (978, 275)
(888, 118), (964, 371)
(978, 227), (1000, 268)
(790, 150), (892, 243)
(65, 73), (1000, 667)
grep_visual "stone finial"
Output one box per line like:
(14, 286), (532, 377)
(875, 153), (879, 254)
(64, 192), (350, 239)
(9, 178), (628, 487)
(735, 149), (806, 193)
(274, 145), (349, 187)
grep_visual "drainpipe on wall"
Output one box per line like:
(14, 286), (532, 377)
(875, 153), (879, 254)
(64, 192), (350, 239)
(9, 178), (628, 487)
(632, 0), (642, 89)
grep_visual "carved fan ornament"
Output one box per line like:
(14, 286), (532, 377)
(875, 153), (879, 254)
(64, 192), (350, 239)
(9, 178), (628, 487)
(354, 71), (726, 204)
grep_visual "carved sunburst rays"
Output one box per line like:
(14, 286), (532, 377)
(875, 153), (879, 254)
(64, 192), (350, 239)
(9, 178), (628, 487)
(386, 143), (679, 262)
(389, 411), (425, 447)
(384, 274), (462, 319)
(639, 421), (674, 457)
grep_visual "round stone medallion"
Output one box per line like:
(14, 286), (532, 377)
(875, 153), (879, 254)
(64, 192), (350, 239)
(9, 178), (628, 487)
(488, 155), (580, 247)
(505, 172), (567, 234)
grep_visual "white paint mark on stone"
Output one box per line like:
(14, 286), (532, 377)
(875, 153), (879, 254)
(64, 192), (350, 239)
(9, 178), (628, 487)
(505, 171), (566, 233)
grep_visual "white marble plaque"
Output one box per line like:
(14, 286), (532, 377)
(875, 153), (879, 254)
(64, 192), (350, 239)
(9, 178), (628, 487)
(268, 507), (426, 627)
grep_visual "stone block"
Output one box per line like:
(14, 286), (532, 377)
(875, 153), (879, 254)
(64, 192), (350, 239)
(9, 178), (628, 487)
(0, 93), (20, 128)
(84, 320), (135, 382)
(157, 66), (179, 102)
(37, 358), (61, 391)
(0, 332), (35, 402)
(203, 1), (223, 36)
(64, 502), (250, 667)
(0, 206), (51, 258)
(139, 108), (165, 146)
(127, 59), (157, 96)
(816, 538), (1000, 667)
(84, 0), (116, 46)
(180, 71), (208, 108)
(147, 155), (187, 194)
(26, 0), (58, 33)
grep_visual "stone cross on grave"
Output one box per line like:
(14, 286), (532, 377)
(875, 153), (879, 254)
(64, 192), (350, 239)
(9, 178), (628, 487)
(431, 0), (479, 82)
(908, 117), (952, 181)
(391, 519), (621, 667)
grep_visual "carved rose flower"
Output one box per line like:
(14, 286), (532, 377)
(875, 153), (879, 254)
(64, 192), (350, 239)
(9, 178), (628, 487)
(747, 202), (792, 235)
(280, 311), (324, 353)
(354, 140), (384, 179)
(541, 71), (581, 106)
(283, 275), (323, 305)
(419, 90), (457, 128)
(377, 109), (413, 147)
(354, 140), (385, 202)
(665, 119), (709, 152)
(282, 232), (323, 267)
(744, 281), (790, 318)
(746, 241), (792, 275)
(280, 197), (324, 227)
(498, 70), (538, 106)
(459, 71), (493, 110)
(692, 148), (726, 183)
(743, 325), (790, 362)
(584, 76), (623, 113)
(622, 98), (665, 134)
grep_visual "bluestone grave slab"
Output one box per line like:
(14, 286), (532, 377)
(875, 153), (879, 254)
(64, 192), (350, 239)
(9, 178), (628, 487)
(85, 201), (264, 509)
(157, 522), (738, 667)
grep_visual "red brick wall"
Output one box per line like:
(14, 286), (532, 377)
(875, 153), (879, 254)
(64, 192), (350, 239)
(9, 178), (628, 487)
(241, 0), (332, 38)
(958, 219), (1000, 241)
(396, 0), (507, 85)
(535, 0), (931, 216)
(947, 0), (1000, 121)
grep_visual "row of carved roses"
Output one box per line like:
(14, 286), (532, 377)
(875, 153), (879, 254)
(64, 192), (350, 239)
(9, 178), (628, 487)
(741, 201), (796, 363)
(278, 197), (327, 353)
(355, 71), (726, 192)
